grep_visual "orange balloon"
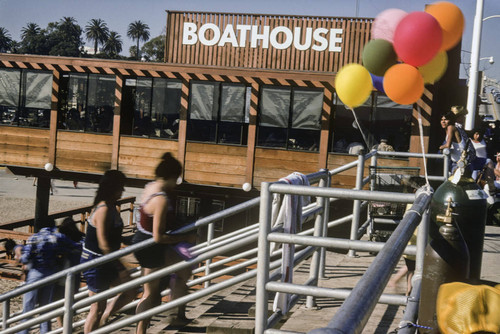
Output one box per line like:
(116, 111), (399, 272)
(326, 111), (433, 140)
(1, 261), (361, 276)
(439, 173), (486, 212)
(383, 64), (424, 105)
(425, 1), (465, 51)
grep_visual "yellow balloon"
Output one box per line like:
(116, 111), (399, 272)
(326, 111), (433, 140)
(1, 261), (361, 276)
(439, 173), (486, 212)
(418, 51), (448, 84)
(335, 64), (373, 108)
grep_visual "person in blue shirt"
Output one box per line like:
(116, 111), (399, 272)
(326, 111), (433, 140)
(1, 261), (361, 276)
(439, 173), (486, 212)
(20, 221), (82, 334)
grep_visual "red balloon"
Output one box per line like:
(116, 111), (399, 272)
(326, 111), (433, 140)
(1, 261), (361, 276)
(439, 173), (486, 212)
(393, 11), (443, 67)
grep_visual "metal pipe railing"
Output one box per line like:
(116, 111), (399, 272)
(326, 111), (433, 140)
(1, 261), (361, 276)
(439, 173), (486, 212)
(309, 186), (433, 334)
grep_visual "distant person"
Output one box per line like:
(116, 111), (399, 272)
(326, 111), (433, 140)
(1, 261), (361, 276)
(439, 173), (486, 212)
(4, 239), (26, 280)
(133, 153), (196, 333)
(470, 129), (494, 181)
(19, 220), (82, 334)
(439, 107), (475, 173)
(80, 170), (136, 333)
(52, 217), (85, 328)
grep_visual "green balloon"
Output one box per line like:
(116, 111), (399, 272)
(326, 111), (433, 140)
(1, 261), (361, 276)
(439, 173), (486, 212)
(362, 39), (398, 77)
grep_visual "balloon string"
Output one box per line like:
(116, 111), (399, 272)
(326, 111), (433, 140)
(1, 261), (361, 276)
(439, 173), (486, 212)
(349, 108), (370, 150)
(417, 105), (430, 186)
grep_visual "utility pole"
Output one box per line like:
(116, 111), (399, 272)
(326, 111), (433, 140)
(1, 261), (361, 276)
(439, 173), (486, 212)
(465, 0), (484, 131)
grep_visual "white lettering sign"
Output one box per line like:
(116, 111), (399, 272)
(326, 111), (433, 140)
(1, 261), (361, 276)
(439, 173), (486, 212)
(182, 22), (343, 52)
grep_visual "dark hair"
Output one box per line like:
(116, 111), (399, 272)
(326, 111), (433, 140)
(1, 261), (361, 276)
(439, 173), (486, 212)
(4, 239), (17, 256)
(442, 111), (456, 123)
(93, 169), (126, 207)
(59, 217), (85, 242)
(155, 152), (182, 180)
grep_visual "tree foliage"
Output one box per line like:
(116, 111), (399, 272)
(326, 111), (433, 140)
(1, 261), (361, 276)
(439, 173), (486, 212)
(19, 23), (47, 55)
(85, 19), (109, 54)
(0, 27), (13, 53)
(103, 31), (123, 58)
(127, 20), (150, 60)
(47, 17), (84, 57)
(141, 35), (165, 62)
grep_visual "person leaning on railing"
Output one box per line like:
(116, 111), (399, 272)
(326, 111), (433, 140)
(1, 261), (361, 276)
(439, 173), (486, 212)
(132, 152), (197, 334)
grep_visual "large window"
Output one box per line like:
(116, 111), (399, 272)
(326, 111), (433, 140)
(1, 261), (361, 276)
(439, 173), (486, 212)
(124, 77), (181, 138)
(188, 81), (249, 145)
(257, 87), (323, 151)
(331, 92), (412, 154)
(59, 73), (115, 133)
(0, 68), (52, 128)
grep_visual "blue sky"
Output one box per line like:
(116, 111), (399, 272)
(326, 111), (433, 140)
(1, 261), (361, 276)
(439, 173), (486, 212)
(1, 0), (500, 82)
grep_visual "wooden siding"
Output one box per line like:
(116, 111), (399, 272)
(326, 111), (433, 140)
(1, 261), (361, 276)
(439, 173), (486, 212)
(55, 132), (113, 173)
(118, 136), (178, 180)
(0, 127), (49, 168)
(253, 148), (320, 185)
(166, 11), (372, 72)
(184, 143), (247, 187)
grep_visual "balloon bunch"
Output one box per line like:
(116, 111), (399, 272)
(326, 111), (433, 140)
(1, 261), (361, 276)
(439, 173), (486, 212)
(335, 1), (464, 108)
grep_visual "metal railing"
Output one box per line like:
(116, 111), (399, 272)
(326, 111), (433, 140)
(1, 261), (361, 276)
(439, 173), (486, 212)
(0, 149), (448, 334)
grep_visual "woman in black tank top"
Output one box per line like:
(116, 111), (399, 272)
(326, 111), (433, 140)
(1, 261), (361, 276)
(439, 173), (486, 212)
(134, 152), (197, 333)
(81, 170), (137, 333)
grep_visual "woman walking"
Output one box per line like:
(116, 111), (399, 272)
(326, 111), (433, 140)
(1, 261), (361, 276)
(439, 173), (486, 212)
(80, 170), (136, 333)
(133, 152), (196, 333)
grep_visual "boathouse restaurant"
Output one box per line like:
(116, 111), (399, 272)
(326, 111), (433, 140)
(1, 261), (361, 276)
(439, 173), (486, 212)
(0, 11), (459, 230)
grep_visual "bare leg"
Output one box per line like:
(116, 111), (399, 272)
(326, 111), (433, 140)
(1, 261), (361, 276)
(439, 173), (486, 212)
(100, 268), (136, 326)
(84, 292), (106, 334)
(387, 265), (408, 288)
(406, 270), (415, 296)
(135, 268), (161, 334)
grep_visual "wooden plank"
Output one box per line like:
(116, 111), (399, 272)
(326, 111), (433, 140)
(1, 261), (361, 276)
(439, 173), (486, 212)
(254, 148), (319, 162)
(56, 140), (112, 153)
(0, 126), (49, 138)
(185, 161), (246, 175)
(0, 135), (49, 148)
(120, 136), (178, 151)
(57, 131), (113, 144)
(186, 142), (246, 156)
(0, 152), (47, 166)
(184, 170), (245, 186)
(185, 152), (246, 166)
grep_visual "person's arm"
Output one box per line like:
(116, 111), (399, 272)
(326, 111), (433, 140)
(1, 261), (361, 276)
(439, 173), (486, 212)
(94, 205), (113, 255)
(495, 164), (500, 178)
(151, 196), (194, 244)
(439, 125), (456, 150)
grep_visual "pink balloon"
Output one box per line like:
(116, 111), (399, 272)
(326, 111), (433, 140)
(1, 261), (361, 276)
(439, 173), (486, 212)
(372, 8), (408, 43)
(393, 11), (443, 67)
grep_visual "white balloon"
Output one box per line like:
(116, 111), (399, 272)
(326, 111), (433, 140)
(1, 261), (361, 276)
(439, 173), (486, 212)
(242, 183), (252, 192)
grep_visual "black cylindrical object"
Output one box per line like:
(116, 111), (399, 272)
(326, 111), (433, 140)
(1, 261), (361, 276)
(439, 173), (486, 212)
(418, 219), (470, 333)
(429, 177), (487, 280)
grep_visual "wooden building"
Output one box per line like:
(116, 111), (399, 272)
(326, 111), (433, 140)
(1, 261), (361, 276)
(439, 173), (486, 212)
(0, 11), (455, 229)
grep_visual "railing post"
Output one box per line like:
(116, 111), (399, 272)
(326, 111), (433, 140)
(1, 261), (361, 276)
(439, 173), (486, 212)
(204, 222), (215, 288)
(63, 273), (76, 334)
(255, 182), (273, 334)
(348, 150), (365, 257)
(443, 149), (450, 179)
(129, 201), (134, 226)
(2, 300), (10, 330)
(370, 149), (378, 191)
(319, 171), (332, 280)
(306, 170), (328, 308)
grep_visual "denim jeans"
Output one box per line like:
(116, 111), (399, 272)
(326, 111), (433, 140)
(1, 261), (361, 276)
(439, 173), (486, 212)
(21, 268), (54, 334)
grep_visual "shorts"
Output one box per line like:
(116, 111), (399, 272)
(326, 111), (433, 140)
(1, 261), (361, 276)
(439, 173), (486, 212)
(132, 230), (168, 268)
(80, 250), (124, 293)
(404, 257), (416, 272)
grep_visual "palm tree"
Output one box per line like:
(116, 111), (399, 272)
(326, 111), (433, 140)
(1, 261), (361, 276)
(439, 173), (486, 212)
(85, 19), (109, 54)
(127, 20), (150, 60)
(21, 23), (41, 39)
(0, 27), (13, 53)
(103, 31), (122, 58)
